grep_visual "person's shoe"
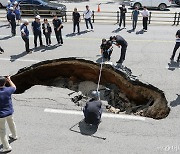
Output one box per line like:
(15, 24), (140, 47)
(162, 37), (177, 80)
(170, 57), (174, 61)
(91, 29), (94, 32)
(0, 146), (12, 153)
(9, 134), (18, 140)
(86, 29), (90, 32)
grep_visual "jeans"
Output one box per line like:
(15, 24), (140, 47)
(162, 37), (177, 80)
(119, 16), (126, 28)
(143, 17), (148, 30)
(22, 36), (29, 52)
(34, 32), (43, 47)
(54, 29), (63, 44)
(44, 33), (51, 45)
(118, 45), (127, 63)
(0, 115), (17, 149)
(85, 18), (93, 29)
(171, 42), (180, 61)
(10, 22), (16, 35)
(73, 22), (80, 33)
(132, 19), (137, 30)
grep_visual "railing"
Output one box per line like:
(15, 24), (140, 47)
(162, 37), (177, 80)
(1, 9), (180, 25)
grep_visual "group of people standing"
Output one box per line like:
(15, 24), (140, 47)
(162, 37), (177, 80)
(6, 0), (21, 36)
(119, 5), (149, 32)
(20, 14), (63, 53)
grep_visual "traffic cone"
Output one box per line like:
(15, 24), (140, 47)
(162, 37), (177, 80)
(97, 4), (100, 12)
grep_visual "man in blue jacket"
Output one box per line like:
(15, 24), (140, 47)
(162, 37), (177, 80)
(32, 15), (43, 48)
(21, 19), (31, 53)
(0, 76), (17, 153)
(8, 7), (16, 36)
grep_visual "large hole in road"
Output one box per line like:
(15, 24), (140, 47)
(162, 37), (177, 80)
(11, 58), (170, 119)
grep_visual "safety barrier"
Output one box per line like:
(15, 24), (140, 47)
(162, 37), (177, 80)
(0, 9), (180, 25)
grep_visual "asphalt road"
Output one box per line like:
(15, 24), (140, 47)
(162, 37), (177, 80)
(0, 20), (180, 154)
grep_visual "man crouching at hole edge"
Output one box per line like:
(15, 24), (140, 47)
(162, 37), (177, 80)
(83, 91), (102, 125)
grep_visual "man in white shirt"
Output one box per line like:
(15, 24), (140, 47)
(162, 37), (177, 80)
(141, 6), (149, 32)
(83, 5), (94, 31)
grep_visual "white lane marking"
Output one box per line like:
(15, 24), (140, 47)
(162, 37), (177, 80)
(0, 58), (40, 62)
(44, 108), (146, 121)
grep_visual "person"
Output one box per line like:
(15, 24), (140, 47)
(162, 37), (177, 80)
(83, 91), (102, 125)
(8, 7), (16, 36)
(0, 76), (18, 153)
(170, 29), (180, 62)
(20, 19), (31, 54)
(110, 35), (128, 64)
(42, 19), (52, 46)
(6, 0), (12, 27)
(83, 5), (93, 31)
(100, 38), (113, 61)
(141, 6), (149, 32)
(119, 4), (127, 29)
(52, 14), (63, 45)
(72, 8), (80, 34)
(32, 15), (43, 48)
(14, 1), (21, 26)
(0, 46), (4, 54)
(131, 7), (139, 30)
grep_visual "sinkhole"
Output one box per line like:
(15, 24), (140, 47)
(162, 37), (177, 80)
(10, 58), (170, 119)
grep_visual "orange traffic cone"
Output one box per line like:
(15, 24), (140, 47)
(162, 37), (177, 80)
(97, 4), (100, 12)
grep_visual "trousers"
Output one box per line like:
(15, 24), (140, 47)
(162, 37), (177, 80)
(119, 15), (126, 28)
(85, 18), (93, 29)
(0, 115), (17, 149)
(34, 32), (43, 47)
(171, 42), (180, 60)
(143, 17), (148, 30)
(22, 36), (29, 52)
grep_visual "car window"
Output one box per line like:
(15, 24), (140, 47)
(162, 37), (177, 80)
(33, 0), (41, 5)
(20, 0), (29, 4)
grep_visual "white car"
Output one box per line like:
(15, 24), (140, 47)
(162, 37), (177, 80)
(130, 0), (172, 10)
(0, 0), (8, 8)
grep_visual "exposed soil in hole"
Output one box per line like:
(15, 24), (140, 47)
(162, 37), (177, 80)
(10, 58), (170, 119)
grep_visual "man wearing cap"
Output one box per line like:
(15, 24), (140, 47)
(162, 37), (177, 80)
(32, 15), (43, 48)
(20, 19), (31, 53)
(52, 15), (63, 45)
(0, 76), (17, 153)
(110, 35), (128, 64)
(83, 91), (102, 125)
(8, 7), (16, 36)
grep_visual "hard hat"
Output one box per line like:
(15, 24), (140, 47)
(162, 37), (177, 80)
(8, 0), (11, 4)
(35, 15), (41, 19)
(9, 7), (14, 10)
(23, 19), (29, 24)
(91, 91), (100, 99)
(14, 1), (18, 5)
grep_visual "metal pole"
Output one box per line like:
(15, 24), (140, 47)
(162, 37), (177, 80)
(148, 12), (151, 24)
(117, 11), (119, 24)
(173, 12), (177, 26)
(92, 11), (95, 23)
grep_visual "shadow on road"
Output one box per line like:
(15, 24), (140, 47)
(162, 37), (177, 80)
(136, 29), (144, 35)
(112, 28), (124, 33)
(170, 94), (180, 107)
(0, 24), (9, 29)
(168, 60), (180, 71)
(10, 51), (27, 62)
(0, 36), (12, 40)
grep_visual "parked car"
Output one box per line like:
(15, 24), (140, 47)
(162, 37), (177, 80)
(16, 0), (66, 16)
(0, 0), (8, 8)
(130, 0), (172, 10)
(174, 0), (180, 5)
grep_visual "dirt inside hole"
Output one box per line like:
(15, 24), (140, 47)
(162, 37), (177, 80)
(10, 58), (170, 119)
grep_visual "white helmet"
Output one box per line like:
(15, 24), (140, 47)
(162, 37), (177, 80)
(35, 15), (41, 20)
(23, 19), (29, 24)
(9, 7), (14, 10)
(14, 1), (18, 5)
(7, 0), (11, 4)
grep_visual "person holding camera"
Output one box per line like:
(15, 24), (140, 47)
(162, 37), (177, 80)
(0, 76), (17, 153)
(100, 38), (113, 61)
(52, 15), (63, 45)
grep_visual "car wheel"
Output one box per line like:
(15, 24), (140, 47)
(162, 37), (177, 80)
(159, 3), (166, 11)
(133, 3), (141, 9)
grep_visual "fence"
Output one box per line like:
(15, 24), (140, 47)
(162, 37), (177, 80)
(0, 9), (180, 25)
